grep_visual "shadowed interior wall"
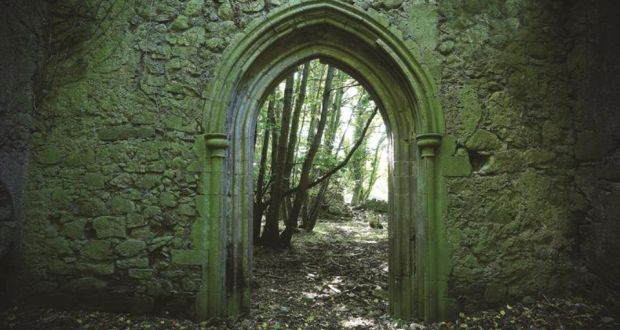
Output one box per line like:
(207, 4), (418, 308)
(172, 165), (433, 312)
(0, 0), (47, 305)
(568, 0), (620, 315)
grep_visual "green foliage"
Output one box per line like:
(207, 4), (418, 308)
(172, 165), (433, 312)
(253, 59), (388, 242)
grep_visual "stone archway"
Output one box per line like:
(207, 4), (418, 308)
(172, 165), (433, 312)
(198, 0), (448, 322)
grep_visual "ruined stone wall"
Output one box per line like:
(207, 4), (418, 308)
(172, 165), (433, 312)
(13, 0), (615, 317)
(437, 0), (584, 311)
(568, 0), (620, 314)
(0, 0), (47, 304)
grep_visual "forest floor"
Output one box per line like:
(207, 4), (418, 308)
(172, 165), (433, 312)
(2, 211), (619, 329)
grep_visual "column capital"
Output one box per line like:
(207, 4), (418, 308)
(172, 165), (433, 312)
(416, 133), (442, 158)
(204, 133), (229, 158)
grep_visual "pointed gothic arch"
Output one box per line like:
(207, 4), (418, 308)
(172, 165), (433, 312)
(198, 0), (448, 321)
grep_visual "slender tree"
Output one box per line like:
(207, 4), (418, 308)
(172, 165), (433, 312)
(280, 66), (335, 247)
(283, 63), (310, 212)
(302, 71), (347, 229)
(362, 134), (387, 202)
(253, 96), (275, 242)
(261, 73), (295, 246)
(301, 107), (378, 231)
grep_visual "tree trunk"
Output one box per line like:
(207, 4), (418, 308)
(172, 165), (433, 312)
(303, 180), (330, 231)
(280, 66), (335, 248)
(362, 134), (386, 203)
(283, 63), (310, 213)
(285, 107), (378, 197)
(302, 72), (346, 230)
(350, 94), (373, 206)
(253, 97), (274, 243)
(261, 73), (295, 247)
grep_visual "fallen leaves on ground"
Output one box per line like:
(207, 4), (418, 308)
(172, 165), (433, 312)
(1, 212), (618, 329)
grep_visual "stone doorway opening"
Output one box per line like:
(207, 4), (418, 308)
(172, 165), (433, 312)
(199, 0), (447, 322)
(249, 59), (391, 324)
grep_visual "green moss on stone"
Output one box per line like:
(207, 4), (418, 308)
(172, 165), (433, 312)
(485, 150), (525, 174)
(59, 220), (86, 240)
(97, 126), (156, 141)
(47, 237), (72, 256)
(50, 188), (72, 209)
(110, 196), (135, 214)
(170, 15), (190, 31)
(76, 262), (115, 275)
(458, 85), (482, 137)
(148, 236), (173, 251)
(130, 226), (156, 240)
(217, 3), (234, 20)
(115, 239), (146, 257)
(159, 192), (178, 207)
(81, 240), (114, 261)
(177, 27), (206, 46)
(65, 148), (96, 167)
(184, 0), (204, 16)
(164, 115), (184, 130)
(143, 206), (162, 219)
(84, 173), (106, 190)
(130, 111), (158, 125)
(127, 213), (146, 228)
(129, 269), (154, 279)
(466, 129), (502, 151)
(37, 146), (63, 165)
(177, 203), (196, 216)
(93, 216), (126, 238)
(117, 257), (149, 269)
(524, 149), (556, 166)
(76, 198), (106, 217)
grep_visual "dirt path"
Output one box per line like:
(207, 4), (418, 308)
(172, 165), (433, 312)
(247, 214), (390, 329)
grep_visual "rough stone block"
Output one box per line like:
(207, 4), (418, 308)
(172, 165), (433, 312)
(127, 213), (146, 228)
(524, 149), (556, 166)
(59, 220), (86, 240)
(129, 268), (154, 279)
(84, 173), (106, 190)
(81, 240), (114, 261)
(97, 126), (156, 141)
(115, 239), (146, 257)
(159, 192), (178, 207)
(466, 129), (502, 152)
(93, 216), (126, 238)
(110, 196), (136, 214)
(170, 15), (190, 31)
(76, 262), (115, 275)
(37, 146), (63, 165)
(184, 0), (204, 16)
(117, 257), (149, 269)
(48, 237), (72, 256)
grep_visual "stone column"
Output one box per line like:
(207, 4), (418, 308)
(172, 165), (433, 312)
(196, 133), (229, 320)
(416, 133), (442, 321)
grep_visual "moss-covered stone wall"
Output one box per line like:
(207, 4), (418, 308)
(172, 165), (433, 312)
(437, 0), (583, 311)
(568, 0), (620, 314)
(3, 0), (617, 318)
